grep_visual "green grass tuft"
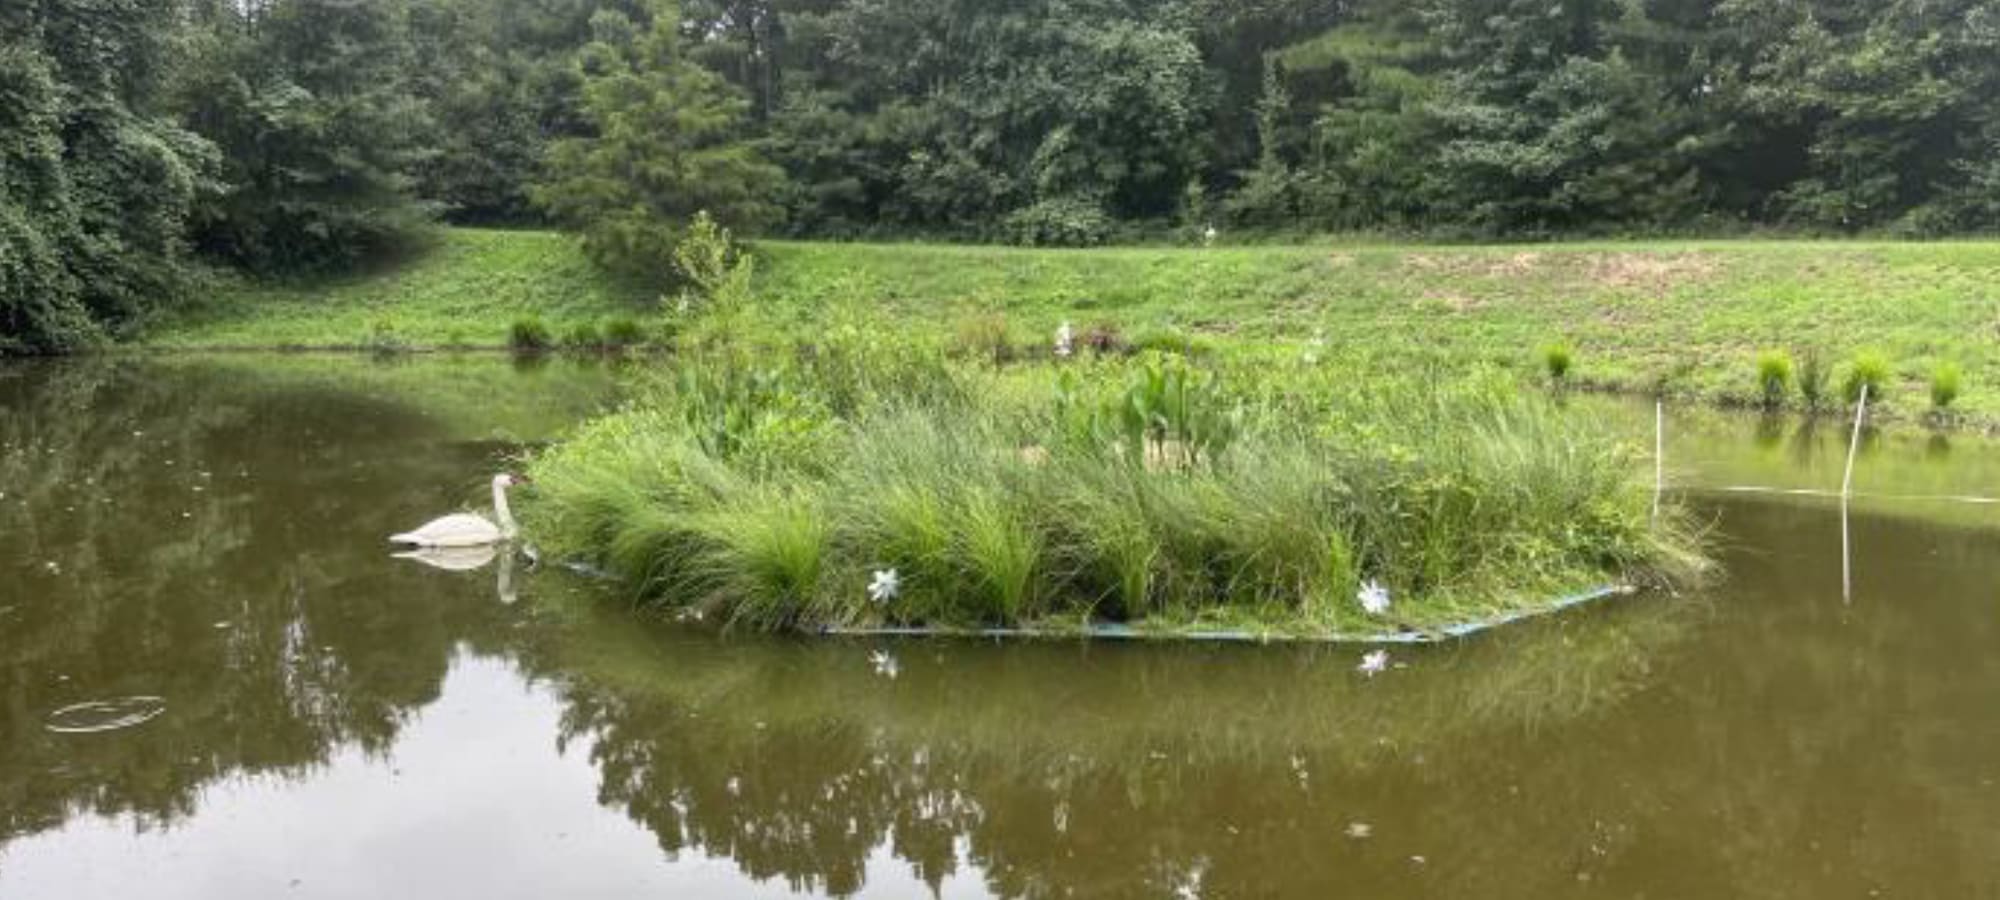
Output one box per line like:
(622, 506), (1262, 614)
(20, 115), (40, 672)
(1931, 361), (1963, 411)
(521, 346), (1702, 635)
(510, 316), (553, 352)
(1843, 350), (1892, 405)
(1755, 349), (1793, 409)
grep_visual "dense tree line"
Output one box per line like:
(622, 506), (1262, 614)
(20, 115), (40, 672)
(5, 0), (2000, 350)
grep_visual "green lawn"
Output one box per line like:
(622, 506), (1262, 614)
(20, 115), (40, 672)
(149, 227), (2000, 422)
(151, 229), (646, 350)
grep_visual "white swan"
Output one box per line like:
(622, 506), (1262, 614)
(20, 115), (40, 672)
(390, 474), (526, 548)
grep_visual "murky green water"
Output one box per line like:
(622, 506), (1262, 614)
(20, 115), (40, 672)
(4, 358), (1999, 898)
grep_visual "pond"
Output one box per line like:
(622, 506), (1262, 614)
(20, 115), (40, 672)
(2, 356), (1998, 898)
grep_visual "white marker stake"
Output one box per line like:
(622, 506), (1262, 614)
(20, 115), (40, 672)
(1842, 384), (1869, 501)
(1653, 399), (1665, 525)
(1841, 384), (1868, 604)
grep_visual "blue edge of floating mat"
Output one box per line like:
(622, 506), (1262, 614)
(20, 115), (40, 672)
(815, 584), (1638, 646)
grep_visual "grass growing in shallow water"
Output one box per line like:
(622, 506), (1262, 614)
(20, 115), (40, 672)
(523, 343), (1703, 635)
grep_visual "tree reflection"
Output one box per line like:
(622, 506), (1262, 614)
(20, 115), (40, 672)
(0, 358), (592, 840)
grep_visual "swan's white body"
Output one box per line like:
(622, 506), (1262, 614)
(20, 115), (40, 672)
(390, 475), (522, 548)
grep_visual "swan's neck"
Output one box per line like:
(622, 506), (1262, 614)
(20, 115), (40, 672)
(493, 480), (518, 539)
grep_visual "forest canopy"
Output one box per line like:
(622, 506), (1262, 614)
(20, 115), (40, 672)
(5, 0), (2000, 350)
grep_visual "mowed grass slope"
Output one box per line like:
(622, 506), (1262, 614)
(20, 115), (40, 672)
(153, 229), (2000, 419)
(152, 229), (645, 349)
(755, 239), (2000, 418)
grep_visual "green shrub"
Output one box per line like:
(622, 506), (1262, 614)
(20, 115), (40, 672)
(950, 313), (1015, 364)
(508, 316), (552, 352)
(1842, 351), (1891, 404)
(1798, 349), (1829, 409)
(1541, 342), (1575, 383)
(563, 322), (604, 350)
(1001, 195), (1113, 247)
(1754, 350), (1793, 409)
(1130, 326), (1215, 358)
(1930, 361), (1963, 410)
(604, 317), (647, 348)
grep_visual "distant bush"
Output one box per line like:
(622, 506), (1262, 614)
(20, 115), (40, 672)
(1930, 361), (1963, 410)
(564, 322), (604, 350)
(1755, 350), (1793, 409)
(1130, 326), (1215, 358)
(1842, 351), (1891, 404)
(1541, 342), (1575, 383)
(950, 313), (1015, 364)
(604, 317), (647, 349)
(509, 316), (552, 352)
(1001, 196), (1113, 247)
(1798, 349), (1830, 410)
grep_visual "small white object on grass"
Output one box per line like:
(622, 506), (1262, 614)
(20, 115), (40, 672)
(868, 568), (901, 604)
(1357, 579), (1391, 616)
(1054, 321), (1075, 359)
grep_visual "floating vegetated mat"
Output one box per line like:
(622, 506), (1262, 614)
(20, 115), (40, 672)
(522, 342), (1705, 636)
(815, 585), (1637, 644)
(45, 696), (168, 734)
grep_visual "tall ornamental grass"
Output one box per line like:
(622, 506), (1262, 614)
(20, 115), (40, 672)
(522, 349), (1701, 634)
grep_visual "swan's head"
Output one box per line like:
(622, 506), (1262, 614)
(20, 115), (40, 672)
(494, 473), (531, 489)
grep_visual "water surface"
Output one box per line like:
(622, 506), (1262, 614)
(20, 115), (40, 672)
(3, 358), (1998, 898)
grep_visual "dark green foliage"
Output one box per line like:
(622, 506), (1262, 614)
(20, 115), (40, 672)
(1799, 350), (1830, 410)
(510, 316), (553, 351)
(533, 1), (782, 286)
(178, 0), (438, 272)
(604, 316), (647, 347)
(0, 1), (212, 353)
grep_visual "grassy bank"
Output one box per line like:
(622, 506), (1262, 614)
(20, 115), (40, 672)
(152, 229), (646, 350)
(519, 343), (1702, 635)
(152, 228), (2000, 423)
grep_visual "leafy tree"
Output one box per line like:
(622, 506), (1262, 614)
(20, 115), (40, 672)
(534, 0), (783, 285)
(0, 0), (212, 354)
(178, 0), (437, 272)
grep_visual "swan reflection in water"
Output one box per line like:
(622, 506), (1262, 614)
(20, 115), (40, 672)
(393, 543), (533, 604)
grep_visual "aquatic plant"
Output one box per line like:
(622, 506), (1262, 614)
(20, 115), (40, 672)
(1541, 342), (1574, 383)
(1754, 350), (1792, 409)
(1798, 349), (1829, 410)
(1930, 361), (1963, 411)
(509, 316), (552, 352)
(563, 322), (603, 351)
(604, 317), (647, 348)
(1842, 351), (1891, 404)
(522, 349), (1701, 635)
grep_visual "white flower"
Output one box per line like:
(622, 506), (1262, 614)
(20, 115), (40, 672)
(1054, 321), (1075, 359)
(869, 649), (900, 679)
(1357, 650), (1389, 678)
(1357, 579), (1391, 616)
(867, 568), (901, 604)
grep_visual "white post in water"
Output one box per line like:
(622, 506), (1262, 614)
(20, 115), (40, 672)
(1841, 384), (1868, 604)
(1653, 399), (1665, 525)
(1842, 384), (1869, 501)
